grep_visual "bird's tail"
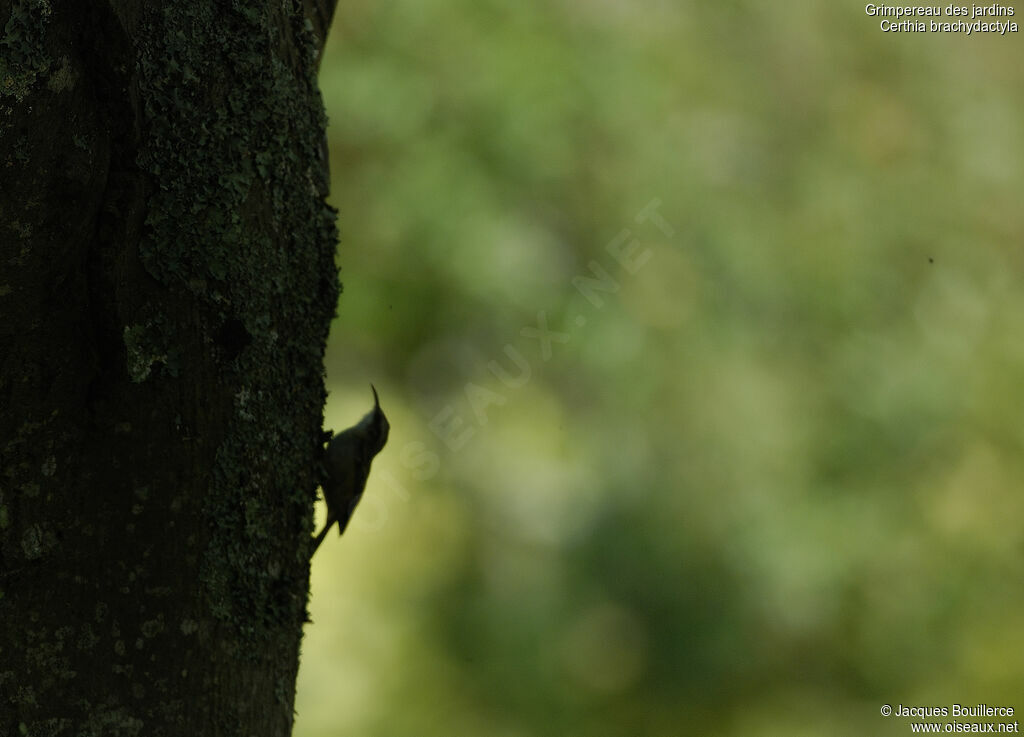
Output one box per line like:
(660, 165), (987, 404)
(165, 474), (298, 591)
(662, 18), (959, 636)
(311, 517), (334, 555)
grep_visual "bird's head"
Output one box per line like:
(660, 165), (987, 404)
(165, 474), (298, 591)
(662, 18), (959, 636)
(363, 384), (389, 456)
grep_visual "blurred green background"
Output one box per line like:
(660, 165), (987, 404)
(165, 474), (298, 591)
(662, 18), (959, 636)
(295, 2), (1024, 735)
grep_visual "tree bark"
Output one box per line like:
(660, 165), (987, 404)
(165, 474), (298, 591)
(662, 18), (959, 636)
(1, 0), (339, 734)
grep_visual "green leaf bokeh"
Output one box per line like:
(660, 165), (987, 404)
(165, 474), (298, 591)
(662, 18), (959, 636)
(297, 3), (1024, 735)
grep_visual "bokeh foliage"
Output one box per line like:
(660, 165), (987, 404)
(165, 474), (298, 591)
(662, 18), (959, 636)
(296, 2), (1024, 735)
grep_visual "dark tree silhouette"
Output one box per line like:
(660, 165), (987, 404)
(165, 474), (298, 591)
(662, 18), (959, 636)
(1, 0), (340, 733)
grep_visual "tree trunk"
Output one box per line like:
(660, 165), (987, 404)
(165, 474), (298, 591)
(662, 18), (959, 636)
(1, 0), (339, 734)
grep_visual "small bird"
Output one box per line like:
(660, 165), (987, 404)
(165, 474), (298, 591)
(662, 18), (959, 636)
(312, 385), (390, 553)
